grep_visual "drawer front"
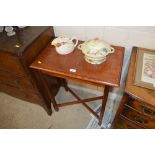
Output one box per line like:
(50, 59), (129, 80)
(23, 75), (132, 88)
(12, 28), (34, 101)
(122, 105), (155, 128)
(126, 99), (155, 119)
(114, 115), (143, 129)
(0, 52), (27, 77)
(0, 70), (35, 91)
(115, 116), (136, 129)
(0, 82), (43, 104)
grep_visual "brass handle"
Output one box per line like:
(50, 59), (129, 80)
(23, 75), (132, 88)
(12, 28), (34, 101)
(133, 116), (145, 124)
(141, 106), (155, 115)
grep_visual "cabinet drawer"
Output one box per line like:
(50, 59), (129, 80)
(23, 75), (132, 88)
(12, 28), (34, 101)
(0, 53), (26, 77)
(122, 105), (155, 128)
(126, 99), (155, 119)
(0, 82), (43, 104)
(114, 115), (145, 129)
(0, 70), (34, 90)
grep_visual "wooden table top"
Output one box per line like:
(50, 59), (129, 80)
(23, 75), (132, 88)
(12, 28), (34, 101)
(125, 47), (155, 105)
(30, 43), (125, 87)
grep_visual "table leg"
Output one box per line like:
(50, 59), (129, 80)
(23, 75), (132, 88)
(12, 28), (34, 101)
(39, 71), (59, 112)
(33, 70), (53, 115)
(98, 85), (110, 126)
(61, 79), (69, 91)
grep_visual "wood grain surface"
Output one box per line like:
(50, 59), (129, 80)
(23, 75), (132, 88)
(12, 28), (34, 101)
(30, 43), (125, 87)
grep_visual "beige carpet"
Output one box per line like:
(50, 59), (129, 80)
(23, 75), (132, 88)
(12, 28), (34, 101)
(0, 86), (101, 129)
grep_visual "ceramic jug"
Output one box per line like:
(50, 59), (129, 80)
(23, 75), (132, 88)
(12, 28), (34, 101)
(51, 36), (78, 55)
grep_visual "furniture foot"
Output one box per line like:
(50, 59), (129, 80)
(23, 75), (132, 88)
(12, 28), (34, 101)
(47, 108), (52, 115)
(98, 86), (110, 126)
(51, 99), (59, 111)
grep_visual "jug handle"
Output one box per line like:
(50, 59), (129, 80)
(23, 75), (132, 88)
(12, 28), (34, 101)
(109, 47), (115, 54)
(78, 44), (82, 50)
(71, 37), (78, 47)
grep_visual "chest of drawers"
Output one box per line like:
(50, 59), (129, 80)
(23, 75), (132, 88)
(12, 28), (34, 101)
(0, 26), (60, 114)
(112, 47), (155, 129)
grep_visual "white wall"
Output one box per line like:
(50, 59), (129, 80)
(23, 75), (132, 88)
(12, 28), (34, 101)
(54, 26), (155, 58)
(53, 26), (155, 128)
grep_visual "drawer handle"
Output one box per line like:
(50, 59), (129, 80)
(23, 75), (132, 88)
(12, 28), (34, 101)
(133, 116), (145, 124)
(141, 106), (155, 115)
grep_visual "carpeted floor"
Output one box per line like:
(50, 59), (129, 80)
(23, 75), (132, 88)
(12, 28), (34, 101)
(0, 86), (101, 129)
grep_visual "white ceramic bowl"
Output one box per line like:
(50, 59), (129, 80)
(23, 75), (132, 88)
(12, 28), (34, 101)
(84, 55), (106, 64)
(78, 38), (115, 64)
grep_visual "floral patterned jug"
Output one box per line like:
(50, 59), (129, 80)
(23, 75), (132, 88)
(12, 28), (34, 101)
(51, 36), (78, 55)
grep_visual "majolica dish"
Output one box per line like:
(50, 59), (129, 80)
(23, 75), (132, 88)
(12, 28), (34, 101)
(78, 38), (115, 64)
(51, 36), (78, 55)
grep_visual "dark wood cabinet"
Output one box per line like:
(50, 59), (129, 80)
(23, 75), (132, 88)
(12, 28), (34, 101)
(0, 26), (60, 114)
(112, 47), (155, 129)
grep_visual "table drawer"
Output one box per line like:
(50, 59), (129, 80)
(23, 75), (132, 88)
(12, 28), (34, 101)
(122, 105), (155, 128)
(126, 99), (155, 119)
(0, 70), (35, 90)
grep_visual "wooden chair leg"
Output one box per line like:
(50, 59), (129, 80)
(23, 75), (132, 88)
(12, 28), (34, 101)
(98, 86), (110, 126)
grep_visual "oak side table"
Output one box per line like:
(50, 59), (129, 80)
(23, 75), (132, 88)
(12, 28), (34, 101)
(30, 43), (125, 125)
